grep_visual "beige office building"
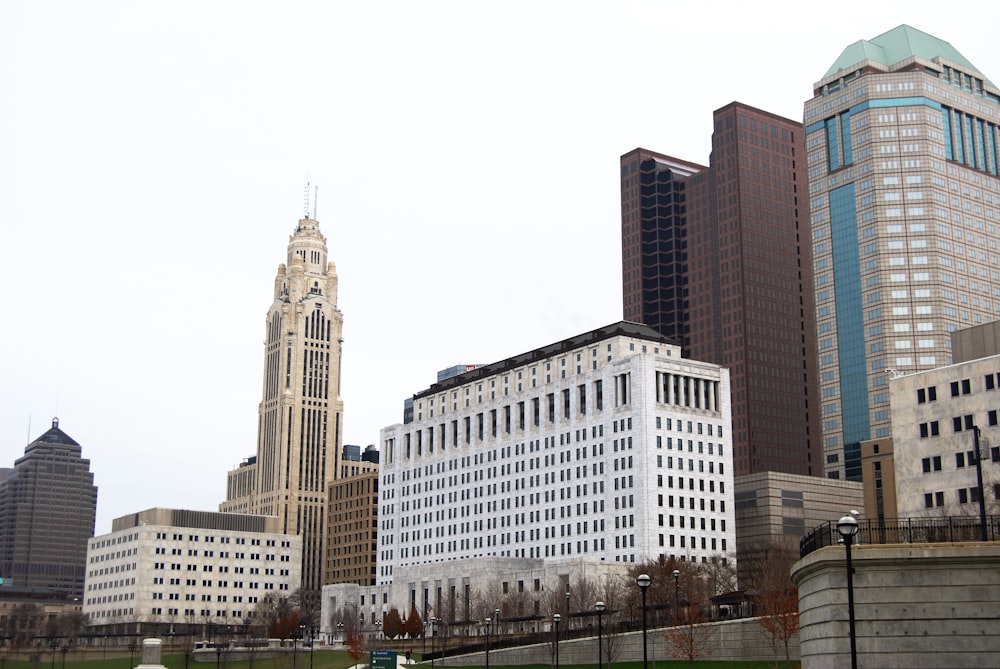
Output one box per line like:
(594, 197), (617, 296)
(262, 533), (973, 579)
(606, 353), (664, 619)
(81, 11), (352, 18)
(83, 508), (301, 628)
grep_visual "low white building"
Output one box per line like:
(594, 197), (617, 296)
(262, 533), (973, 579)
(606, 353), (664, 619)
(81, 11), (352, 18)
(84, 508), (302, 628)
(322, 321), (736, 639)
(891, 356), (1000, 517)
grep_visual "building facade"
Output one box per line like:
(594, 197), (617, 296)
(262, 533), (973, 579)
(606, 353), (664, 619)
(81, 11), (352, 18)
(221, 215), (345, 590)
(733, 471), (862, 586)
(324, 466), (378, 587)
(378, 322), (735, 586)
(805, 25), (1000, 480)
(890, 355), (1000, 518)
(83, 508), (302, 628)
(860, 436), (898, 523)
(622, 102), (820, 478)
(0, 418), (97, 598)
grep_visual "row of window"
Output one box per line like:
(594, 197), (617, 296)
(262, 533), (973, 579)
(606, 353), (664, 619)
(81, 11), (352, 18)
(922, 447), (1000, 472)
(924, 485), (1000, 508)
(146, 607), (252, 618)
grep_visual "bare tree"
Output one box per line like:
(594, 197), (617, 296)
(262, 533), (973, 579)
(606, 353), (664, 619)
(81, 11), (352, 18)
(504, 585), (532, 623)
(663, 603), (713, 666)
(4, 603), (43, 648)
(470, 579), (503, 623)
(750, 542), (800, 669)
(54, 611), (89, 643)
(568, 573), (599, 630)
(598, 573), (629, 667)
(288, 588), (321, 629)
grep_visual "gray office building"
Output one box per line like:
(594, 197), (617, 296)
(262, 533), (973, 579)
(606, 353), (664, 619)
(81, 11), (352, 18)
(0, 418), (97, 598)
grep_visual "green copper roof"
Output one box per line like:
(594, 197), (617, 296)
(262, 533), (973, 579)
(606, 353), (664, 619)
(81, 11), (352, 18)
(824, 24), (983, 79)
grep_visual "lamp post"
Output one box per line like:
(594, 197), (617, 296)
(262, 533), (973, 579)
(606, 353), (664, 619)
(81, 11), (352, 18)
(128, 642), (137, 669)
(565, 590), (571, 624)
(430, 617), (436, 669)
(49, 639), (57, 669)
(672, 569), (681, 621)
(837, 514), (860, 669)
(494, 608), (501, 641)
(594, 601), (606, 669)
(483, 617), (491, 669)
(309, 625), (315, 669)
(973, 426), (988, 541)
(443, 621), (449, 669)
(636, 573), (651, 669)
(337, 622), (343, 644)
(552, 613), (561, 669)
(215, 646), (222, 669)
(60, 645), (68, 669)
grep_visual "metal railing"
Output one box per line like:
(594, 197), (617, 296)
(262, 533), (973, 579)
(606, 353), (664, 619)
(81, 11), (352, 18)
(800, 515), (1000, 558)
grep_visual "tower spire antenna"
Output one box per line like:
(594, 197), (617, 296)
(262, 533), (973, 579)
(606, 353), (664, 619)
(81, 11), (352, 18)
(303, 181), (311, 218)
(313, 184), (318, 220)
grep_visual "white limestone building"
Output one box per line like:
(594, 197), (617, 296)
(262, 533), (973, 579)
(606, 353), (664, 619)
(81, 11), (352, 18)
(83, 508), (302, 628)
(891, 356), (1000, 517)
(319, 322), (735, 638)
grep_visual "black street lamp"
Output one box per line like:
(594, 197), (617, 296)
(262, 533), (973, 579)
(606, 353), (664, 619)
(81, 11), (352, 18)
(429, 617), (436, 669)
(973, 426), (989, 541)
(483, 617), (492, 669)
(837, 514), (860, 669)
(49, 639), (57, 669)
(128, 642), (137, 669)
(438, 619), (447, 669)
(565, 590), (571, 624)
(594, 601), (606, 669)
(215, 646), (222, 669)
(552, 613), (561, 669)
(672, 569), (681, 621)
(637, 573), (651, 669)
(494, 608), (500, 641)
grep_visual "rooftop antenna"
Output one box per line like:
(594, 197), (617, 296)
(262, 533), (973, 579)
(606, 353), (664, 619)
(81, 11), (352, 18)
(303, 181), (311, 218)
(313, 184), (318, 220)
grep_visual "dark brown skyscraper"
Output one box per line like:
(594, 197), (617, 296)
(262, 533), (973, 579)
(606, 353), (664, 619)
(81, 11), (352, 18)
(0, 418), (97, 598)
(622, 102), (819, 476)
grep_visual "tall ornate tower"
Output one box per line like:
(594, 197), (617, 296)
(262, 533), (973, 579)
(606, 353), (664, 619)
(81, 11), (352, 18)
(223, 215), (344, 591)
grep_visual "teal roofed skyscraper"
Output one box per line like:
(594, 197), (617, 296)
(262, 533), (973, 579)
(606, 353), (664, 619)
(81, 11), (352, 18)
(805, 27), (1000, 483)
(824, 24), (994, 89)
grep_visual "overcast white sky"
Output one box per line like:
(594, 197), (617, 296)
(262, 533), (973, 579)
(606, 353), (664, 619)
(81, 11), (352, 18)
(2, 1), (998, 534)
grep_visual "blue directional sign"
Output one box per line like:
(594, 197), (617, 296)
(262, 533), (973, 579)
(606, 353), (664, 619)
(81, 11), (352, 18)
(370, 649), (397, 669)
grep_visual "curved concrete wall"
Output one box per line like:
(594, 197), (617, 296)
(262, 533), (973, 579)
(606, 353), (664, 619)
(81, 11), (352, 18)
(792, 542), (1000, 669)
